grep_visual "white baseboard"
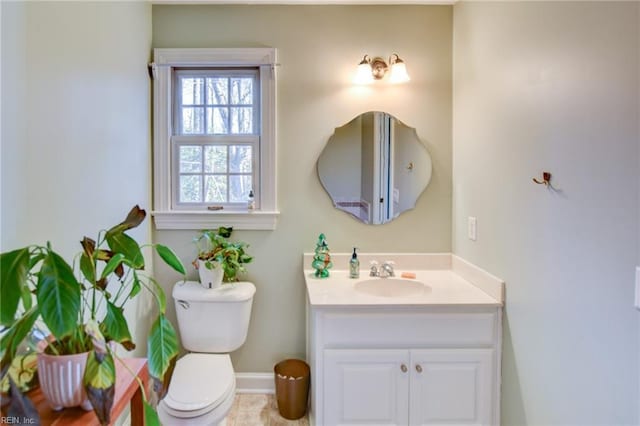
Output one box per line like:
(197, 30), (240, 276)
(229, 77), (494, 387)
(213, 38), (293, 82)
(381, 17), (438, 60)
(235, 372), (275, 394)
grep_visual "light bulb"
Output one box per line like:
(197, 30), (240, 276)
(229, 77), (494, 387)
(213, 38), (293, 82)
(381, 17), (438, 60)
(389, 61), (410, 84)
(354, 58), (374, 85)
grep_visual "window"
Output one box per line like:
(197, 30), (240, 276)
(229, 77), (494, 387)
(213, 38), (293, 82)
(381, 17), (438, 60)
(152, 49), (278, 230)
(174, 70), (258, 207)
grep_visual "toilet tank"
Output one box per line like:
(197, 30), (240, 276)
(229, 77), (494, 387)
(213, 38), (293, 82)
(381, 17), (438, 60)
(172, 281), (256, 353)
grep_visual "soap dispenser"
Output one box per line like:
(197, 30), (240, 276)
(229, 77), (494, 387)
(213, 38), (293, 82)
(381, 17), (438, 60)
(349, 247), (360, 278)
(247, 189), (255, 211)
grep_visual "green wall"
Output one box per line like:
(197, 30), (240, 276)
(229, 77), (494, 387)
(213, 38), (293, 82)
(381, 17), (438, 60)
(152, 5), (453, 372)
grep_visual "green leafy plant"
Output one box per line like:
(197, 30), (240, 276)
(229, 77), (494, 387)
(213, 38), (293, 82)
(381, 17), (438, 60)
(193, 227), (253, 283)
(0, 205), (186, 425)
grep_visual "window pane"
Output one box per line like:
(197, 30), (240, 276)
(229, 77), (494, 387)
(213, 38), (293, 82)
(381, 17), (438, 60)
(230, 78), (253, 105)
(207, 107), (229, 134)
(229, 175), (252, 202)
(229, 146), (252, 173)
(207, 78), (228, 105)
(230, 107), (253, 134)
(181, 78), (204, 105)
(205, 175), (227, 203)
(204, 146), (227, 173)
(182, 107), (204, 134)
(180, 175), (202, 203)
(179, 146), (202, 173)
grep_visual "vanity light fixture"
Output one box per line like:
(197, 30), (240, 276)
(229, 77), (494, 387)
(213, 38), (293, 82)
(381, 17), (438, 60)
(354, 53), (410, 84)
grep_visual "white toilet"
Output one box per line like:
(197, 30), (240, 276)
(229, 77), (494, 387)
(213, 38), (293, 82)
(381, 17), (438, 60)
(157, 280), (256, 425)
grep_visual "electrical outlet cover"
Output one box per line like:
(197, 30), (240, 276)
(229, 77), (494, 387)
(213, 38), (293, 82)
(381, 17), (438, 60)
(468, 217), (477, 241)
(635, 267), (640, 310)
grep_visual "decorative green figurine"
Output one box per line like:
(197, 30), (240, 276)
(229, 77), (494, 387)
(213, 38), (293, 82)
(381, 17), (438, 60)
(312, 233), (333, 278)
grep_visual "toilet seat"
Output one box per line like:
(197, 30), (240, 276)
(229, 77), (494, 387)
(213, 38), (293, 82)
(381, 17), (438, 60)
(161, 353), (235, 419)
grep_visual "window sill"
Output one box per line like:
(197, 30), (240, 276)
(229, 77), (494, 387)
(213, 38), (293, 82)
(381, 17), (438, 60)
(152, 210), (279, 230)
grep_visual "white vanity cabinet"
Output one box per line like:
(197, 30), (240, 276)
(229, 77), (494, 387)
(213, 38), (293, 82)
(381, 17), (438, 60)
(306, 306), (502, 426)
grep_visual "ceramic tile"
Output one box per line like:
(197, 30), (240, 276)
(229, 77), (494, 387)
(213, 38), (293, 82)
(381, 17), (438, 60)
(238, 393), (271, 411)
(233, 406), (270, 426)
(225, 408), (238, 426)
(268, 410), (305, 426)
(223, 393), (308, 426)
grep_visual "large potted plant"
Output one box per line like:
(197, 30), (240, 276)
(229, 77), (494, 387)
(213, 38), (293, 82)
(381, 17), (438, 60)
(193, 227), (253, 288)
(0, 205), (186, 425)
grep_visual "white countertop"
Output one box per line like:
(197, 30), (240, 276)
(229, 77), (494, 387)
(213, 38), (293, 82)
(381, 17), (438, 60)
(303, 253), (504, 307)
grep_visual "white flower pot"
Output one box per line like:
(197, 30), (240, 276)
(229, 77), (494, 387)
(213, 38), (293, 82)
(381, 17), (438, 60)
(37, 351), (93, 411)
(197, 259), (224, 289)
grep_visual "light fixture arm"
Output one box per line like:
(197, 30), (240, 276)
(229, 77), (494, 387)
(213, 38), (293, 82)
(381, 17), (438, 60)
(389, 53), (404, 65)
(358, 54), (371, 66)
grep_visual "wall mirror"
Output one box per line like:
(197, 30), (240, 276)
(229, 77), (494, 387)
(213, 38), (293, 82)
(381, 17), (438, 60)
(317, 111), (432, 225)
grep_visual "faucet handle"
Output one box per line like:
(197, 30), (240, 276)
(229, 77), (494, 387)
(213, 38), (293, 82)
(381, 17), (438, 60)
(369, 260), (379, 276)
(382, 260), (396, 277)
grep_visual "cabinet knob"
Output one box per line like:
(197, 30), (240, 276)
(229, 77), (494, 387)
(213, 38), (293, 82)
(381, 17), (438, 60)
(415, 364), (423, 373)
(400, 364), (408, 373)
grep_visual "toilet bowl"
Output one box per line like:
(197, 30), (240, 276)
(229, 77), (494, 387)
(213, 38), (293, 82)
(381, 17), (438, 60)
(157, 353), (236, 425)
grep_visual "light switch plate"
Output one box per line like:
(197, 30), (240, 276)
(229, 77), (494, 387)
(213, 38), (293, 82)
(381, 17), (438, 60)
(635, 267), (640, 310)
(468, 217), (477, 241)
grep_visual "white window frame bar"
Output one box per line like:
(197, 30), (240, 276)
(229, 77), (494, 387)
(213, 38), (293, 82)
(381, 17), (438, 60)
(152, 48), (278, 230)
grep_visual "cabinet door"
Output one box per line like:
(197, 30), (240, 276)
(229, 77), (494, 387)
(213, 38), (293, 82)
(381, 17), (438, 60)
(409, 349), (494, 426)
(324, 349), (410, 425)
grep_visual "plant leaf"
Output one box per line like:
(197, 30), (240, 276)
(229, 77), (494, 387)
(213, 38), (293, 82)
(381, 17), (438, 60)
(153, 356), (176, 401)
(80, 237), (96, 258)
(100, 253), (125, 280)
(155, 244), (186, 275)
(106, 205), (146, 236)
(129, 272), (142, 299)
(84, 350), (115, 426)
(6, 375), (40, 423)
(0, 307), (39, 368)
(218, 226), (233, 238)
(144, 400), (161, 426)
(101, 302), (135, 351)
(0, 248), (30, 326)
(19, 284), (33, 312)
(36, 251), (81, 340)
(122, 205), (146, 229)
(95, 249), (114, 262)
(96, 278), (108, 291)
(106, 232), (144, 270)
(80, 252), (96, 283)
(147, 314), (178, 400)
(146, 277), (166, 314)
(85, 319), (107, 354)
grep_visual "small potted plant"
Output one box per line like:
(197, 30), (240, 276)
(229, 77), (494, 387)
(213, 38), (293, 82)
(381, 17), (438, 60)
(0, 205), (186, 425)
(193, 227), (253, 289)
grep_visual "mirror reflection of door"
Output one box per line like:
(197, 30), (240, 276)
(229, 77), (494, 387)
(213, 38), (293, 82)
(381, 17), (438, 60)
(318, 111), (432, 225)
(373, 111), (392, 224)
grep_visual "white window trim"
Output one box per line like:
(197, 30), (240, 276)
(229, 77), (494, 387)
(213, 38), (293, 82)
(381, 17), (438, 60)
(152, 48), (278, 230)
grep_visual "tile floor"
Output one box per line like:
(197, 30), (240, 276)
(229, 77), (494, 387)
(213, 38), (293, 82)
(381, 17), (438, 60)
(225, 393), (309, 426)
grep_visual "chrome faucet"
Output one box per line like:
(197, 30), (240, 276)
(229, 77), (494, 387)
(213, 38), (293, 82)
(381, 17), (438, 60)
(380, 261), (395, 278)
(369, 260), (395, 278)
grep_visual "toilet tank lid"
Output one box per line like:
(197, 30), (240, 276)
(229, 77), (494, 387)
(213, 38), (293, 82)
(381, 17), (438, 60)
(173, 281), (256, 302)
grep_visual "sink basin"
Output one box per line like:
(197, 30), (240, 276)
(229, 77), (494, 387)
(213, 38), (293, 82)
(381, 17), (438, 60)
(354, 278), (429, 298)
